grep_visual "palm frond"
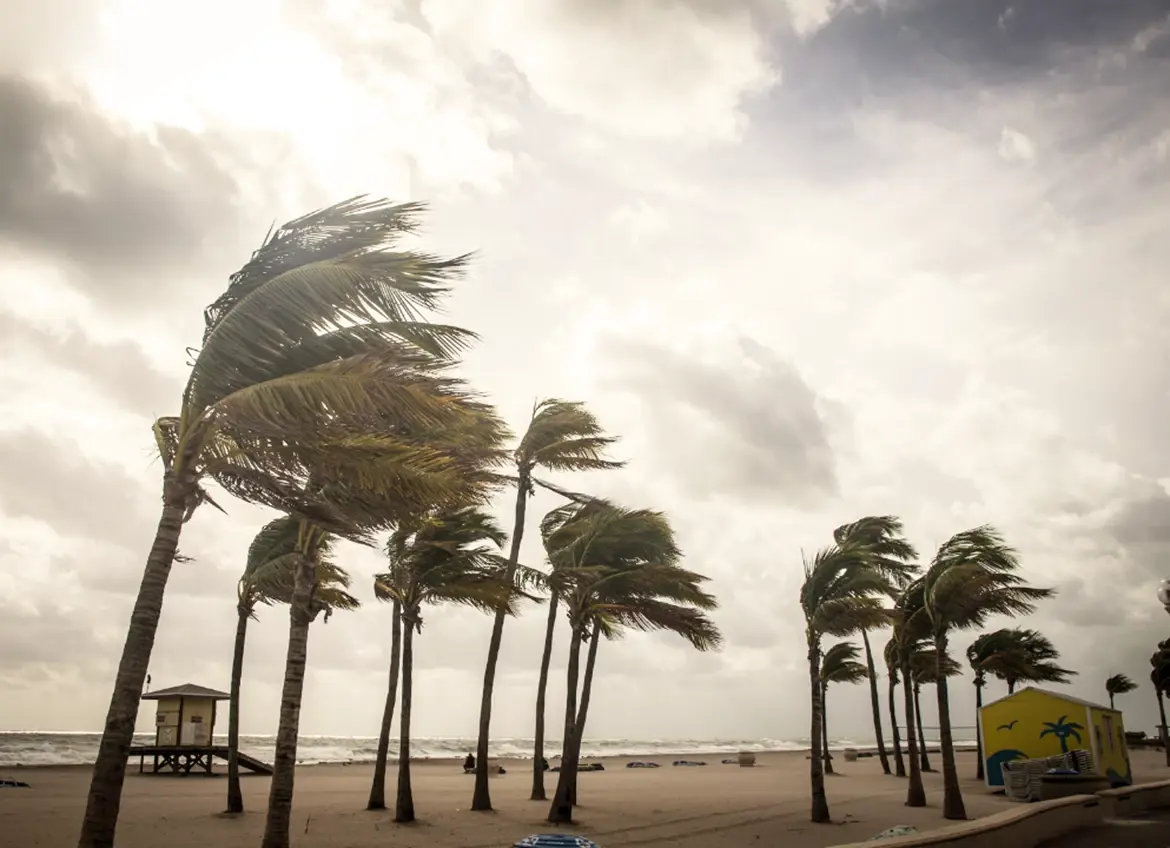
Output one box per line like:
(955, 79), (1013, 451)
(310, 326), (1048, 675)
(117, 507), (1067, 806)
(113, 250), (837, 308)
(1106, 673), (1138, 696)
(515, 399), (624, 474)
(820, 641), (868, 684)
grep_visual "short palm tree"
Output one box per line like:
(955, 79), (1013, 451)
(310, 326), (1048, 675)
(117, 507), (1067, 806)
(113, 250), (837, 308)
(832, 517), (918, 776)
(882, 638), (907, 777)
(227, 518), (358, 814)
(367, 590), (403, 812)
(918, 526), (1055, 820)
(78, 197), (500, 848)
(545, 505), (720, 824)
(819, 642), (868, 775)
(993, 630), (1075, 694)
(472, 400), (623, 812)
(1105, 674), (1137, 710)
(374, 507), (523, 823)
(800, 543), (891, 822)
(891, 580), (928, 807)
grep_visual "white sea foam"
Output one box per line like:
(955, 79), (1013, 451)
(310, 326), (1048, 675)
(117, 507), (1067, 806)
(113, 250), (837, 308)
(0, 731), (975, 768)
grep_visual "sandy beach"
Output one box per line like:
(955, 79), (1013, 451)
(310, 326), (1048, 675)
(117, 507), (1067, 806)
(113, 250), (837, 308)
(6, 748), (1165, 847)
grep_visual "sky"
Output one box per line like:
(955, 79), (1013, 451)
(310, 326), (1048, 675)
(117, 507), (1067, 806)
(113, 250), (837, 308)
(2, 0), (1170, 746)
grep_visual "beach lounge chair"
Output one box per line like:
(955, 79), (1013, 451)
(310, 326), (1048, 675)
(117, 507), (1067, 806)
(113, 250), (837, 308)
(671, 760), (707, 767)
(1001, 749), (1093, 802)
(513, 835), (600, 847)
(626, 761), (660, 768)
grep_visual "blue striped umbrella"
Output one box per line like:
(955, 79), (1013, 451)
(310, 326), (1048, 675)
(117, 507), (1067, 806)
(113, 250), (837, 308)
(513, 835), (600, 847)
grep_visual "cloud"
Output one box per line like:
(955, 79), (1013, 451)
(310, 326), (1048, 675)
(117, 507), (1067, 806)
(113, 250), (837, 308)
(421, 0), (777, 143)
(998, 126), (1037, 162)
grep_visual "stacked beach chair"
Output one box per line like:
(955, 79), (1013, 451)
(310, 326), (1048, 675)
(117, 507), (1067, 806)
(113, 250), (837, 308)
(1000, 749), (1093, 802)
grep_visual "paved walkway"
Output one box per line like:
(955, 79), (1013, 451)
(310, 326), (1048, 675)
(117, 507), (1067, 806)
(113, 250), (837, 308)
(1038, 811), (1170, 848)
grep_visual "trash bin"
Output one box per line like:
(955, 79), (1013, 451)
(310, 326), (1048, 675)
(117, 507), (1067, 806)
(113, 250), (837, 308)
(737, 751), (756, 767)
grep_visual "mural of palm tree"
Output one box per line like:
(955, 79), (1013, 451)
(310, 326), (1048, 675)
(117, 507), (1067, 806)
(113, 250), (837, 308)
(1105, 674), (1138, 710)
(832, 517), (918, 777)
(1039, 716), (1084, 754)
(801, 542), (892, 822)
(471, 400), (624, 812)
(882, 639), (907, 777)
(820, 642), (868, 775)
(226, 519), (358, 815)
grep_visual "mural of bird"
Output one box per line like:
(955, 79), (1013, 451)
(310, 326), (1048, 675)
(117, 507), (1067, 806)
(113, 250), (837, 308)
(997, 720), (1019, 731)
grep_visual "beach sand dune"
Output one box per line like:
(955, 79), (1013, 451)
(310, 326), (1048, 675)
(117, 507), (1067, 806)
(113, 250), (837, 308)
(3, 749), (1164, 847)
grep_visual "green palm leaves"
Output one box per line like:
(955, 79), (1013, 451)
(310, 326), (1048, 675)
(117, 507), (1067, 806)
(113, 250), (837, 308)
(1106, 673), (1138, 709)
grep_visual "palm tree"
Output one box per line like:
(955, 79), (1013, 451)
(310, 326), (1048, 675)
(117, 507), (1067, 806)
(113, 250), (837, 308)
(1105, 674), (1137, 710)
(1149, 642), (1170, 766)
(471, 400), (623, 812)
(546, 505), (721, 824)
(374, 507), (522, 823)
(800, 543), (891, 822)
(78, 197), (498, 848)
(891, 580), (927, 807)
(227, 519), (358, 814)
(911, 642), (961, 773)
(993, 630), (1075, 694)
(366, 595), (402, 811)
(883, 639), (907, 777)
(819, 642), (868, 775)
(833, 517), (918, 776)
(918, 526), (1055, 821)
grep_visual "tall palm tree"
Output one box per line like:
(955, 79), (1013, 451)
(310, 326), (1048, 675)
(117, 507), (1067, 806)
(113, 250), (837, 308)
(819, 642), (868, 775)
(891, 580), (927, 807)
(883, 639), (907, 777)
(918, 526), (1055, 821)
(78, 197), (496, 848)
(911, 642), (961, 773)
(471, 400), (623, 812)
(545, 505), (721, 824)
(374, 507), (522, 823)
(1150, 642), (1170, 766)
(832, 517), (918, 776)
(366, 596), (402, 811)
(227, 519), (358, 814)
(992, 630), (1075, 694)
(800, 543), (891, 822)
(1105, 674), (1137, 710)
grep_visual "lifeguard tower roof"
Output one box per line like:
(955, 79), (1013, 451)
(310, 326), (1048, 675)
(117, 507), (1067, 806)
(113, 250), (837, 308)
(142, 683), (230, 701)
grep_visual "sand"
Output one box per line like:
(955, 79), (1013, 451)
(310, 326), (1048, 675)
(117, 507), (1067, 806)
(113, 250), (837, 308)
(4, 749), (1165, 847)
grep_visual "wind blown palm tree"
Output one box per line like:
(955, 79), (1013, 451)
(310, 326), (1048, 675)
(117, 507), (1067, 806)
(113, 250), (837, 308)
(1105, 674), (1137, 710)
(911, 642), (961, 773)
(883, 638), (907, 777)
(227, 518), (358, 814)
(891, 580), (928, 807)
(918, 526), (1055, 820)
(545, 505), (721, 824)
(833, 517), (918, 776)
(80, 197), (498, 848)
(367, 592), (403, 811)
(472, 400), (623, 812)
(374, 507), (525, 823)
(800, 543), (892, 822)
(819, 642), (868, 775)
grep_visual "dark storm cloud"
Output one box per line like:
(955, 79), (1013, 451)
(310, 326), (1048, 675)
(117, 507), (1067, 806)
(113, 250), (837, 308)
(0, 429), (158, 550)
(0, 75), (260, 312)
(607, 336), (838, 500)
(0, 312), (180, 418)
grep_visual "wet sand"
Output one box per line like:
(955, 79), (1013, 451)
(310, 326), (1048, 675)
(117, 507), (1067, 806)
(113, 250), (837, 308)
(4, 749), (1165, 847)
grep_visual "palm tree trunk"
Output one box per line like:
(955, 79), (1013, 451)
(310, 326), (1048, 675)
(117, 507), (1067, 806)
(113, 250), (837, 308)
(934, 637), (966, 820)
(530, 593), (558, 802)
(861, 631), (891, 774)
(472, 473), (528, 812)
(1158, 688), (1169, 767)
(888, 674), (906, 777)
(1109, 692), (1115, 709)
(807, 638), (830, 823)
(900, 655), (925, 807)
(821, 681), (834, 774)
(548, 626), (584, 824)
(914, 684), (932, 772)
(368, 600), (402, 811)
(1008, 679), (1016, 695)
(394, 615), (416, 823)
(975, 683), (985, 781)
(79, 485), (188, 848)
(261, 552), (316, 848)
(567, 629), (600, 806)
(226, 604), (249, 814)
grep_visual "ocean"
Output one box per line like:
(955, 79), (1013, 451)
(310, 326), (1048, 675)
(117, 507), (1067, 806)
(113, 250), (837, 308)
(0, 731), (976, 768)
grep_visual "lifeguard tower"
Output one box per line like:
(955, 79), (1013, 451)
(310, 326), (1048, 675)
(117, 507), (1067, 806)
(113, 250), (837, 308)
(131, 682), (271, 775)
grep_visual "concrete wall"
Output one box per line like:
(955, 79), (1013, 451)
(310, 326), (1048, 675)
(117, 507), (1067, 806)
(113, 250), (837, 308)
(1098, 779), (1170, 818)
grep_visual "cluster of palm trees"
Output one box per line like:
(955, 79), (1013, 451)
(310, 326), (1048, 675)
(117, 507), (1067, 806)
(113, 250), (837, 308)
(801, 516), (1062, 823)
(76, 199), (722, 848)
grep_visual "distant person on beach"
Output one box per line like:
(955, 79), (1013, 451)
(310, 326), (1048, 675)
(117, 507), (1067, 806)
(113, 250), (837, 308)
(463, 753), (475, 773)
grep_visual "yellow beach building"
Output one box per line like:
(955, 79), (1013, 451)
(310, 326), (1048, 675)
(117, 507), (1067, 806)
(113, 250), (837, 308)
(978, 686), (1132, 788)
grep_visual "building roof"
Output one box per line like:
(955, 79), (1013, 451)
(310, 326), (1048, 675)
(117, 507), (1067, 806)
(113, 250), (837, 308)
(142, 683), (230, 701)
(982, 686), (1113, 712)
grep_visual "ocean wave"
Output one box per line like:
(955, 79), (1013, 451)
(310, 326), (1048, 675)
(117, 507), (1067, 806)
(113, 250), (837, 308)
(0, 731), (976, 768)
